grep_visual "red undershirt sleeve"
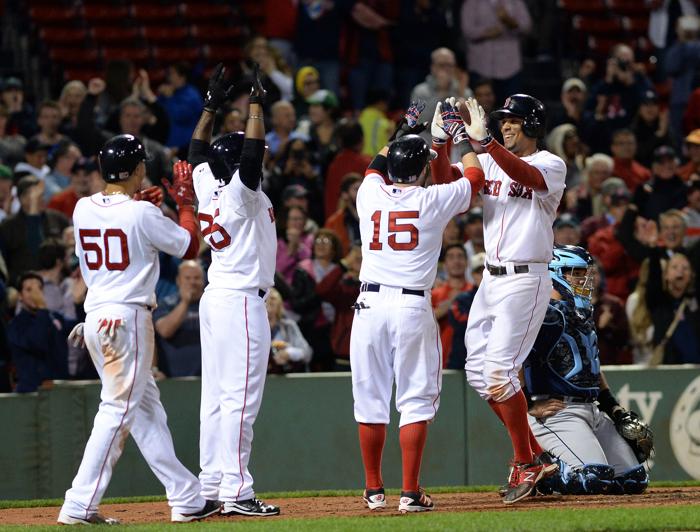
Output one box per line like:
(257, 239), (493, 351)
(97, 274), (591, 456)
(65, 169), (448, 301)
(177, 205), (199, 259)
(484, 139), (547, 191)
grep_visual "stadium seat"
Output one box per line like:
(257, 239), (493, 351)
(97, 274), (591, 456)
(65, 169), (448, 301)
(101, 47), (150, 65)
(131, 4), (180, 22)
(142, 26), (189, 44)
(180, 3), (232, 22)
(39, 28), (90, 46)
(572, 16), (623, 34)
(152, 47), (200, 63)
(607, 0), (649, 15)
(49, 47), (100, 66)
(62, 68), (104, 82)
(558, 0), (607, 14)
(622, 17), (649, 35)
(83, 5), (130, 24)
(92, 26), (141, 45)
(203, 45), (243, 63)
(29, 5), (81, 24)
(189, 25), (243, 44)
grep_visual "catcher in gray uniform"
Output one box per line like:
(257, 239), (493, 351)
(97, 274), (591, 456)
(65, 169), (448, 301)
(522, 246), (653, 495)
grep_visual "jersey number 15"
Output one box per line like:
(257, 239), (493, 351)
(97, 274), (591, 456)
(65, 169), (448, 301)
(369, 210), (419, 251)
(79, 228), (130, 271)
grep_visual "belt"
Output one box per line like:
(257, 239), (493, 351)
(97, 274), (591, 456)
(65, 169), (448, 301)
(533, 394), (595, 404)
(360, 282), (424, 297)
(487, 264), (530, 276)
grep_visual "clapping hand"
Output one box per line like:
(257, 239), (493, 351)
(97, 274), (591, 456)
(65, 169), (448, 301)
(458, 97), (488, 142)
(134, 185), (163, 207)
(163, 161), (195, 207)
(440, 97), (469, 144)
(431, 101), (448, 144)
(389, 100), (428, 141)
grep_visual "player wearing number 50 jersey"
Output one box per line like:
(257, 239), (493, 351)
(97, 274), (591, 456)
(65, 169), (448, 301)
(59, 134), (221, 525)
(186, 63), (279, 517)
(351, 99), (484, 513)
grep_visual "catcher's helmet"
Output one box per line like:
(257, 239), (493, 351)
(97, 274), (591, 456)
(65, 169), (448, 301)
(387, 134), (434, 184)
(209, 132), (244, 183)
(98, 134), (146, 183)
(550, 245), (595, 309)
(490, 94), (547, 138)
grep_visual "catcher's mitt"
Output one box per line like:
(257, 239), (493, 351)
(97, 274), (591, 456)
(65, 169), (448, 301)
(613, 410), (654, 463)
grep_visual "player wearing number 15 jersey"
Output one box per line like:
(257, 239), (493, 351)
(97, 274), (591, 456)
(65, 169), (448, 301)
(59, 134), (221, 525)
(350, 98), (484, 514)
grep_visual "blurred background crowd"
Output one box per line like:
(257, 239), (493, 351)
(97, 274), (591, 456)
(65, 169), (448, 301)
(1, 0), (700, 393)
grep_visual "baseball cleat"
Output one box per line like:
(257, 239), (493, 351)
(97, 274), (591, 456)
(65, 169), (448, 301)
(537, 450), (559, 477)
(498, 462), (518, 497)
(363, 487), (386, 510)
(503, 462), (545, 504)
(221, 498), (280, 517)
(171, 499), (222, 522)
(57, 512), (120, 525)
(398, 487), (434, 513)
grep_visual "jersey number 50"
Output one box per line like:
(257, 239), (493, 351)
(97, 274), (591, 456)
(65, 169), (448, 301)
(79, 228), (130, 271)
(369, 210), (419, 251)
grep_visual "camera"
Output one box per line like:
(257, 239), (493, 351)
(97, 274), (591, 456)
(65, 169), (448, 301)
(616, 59), (630, 71)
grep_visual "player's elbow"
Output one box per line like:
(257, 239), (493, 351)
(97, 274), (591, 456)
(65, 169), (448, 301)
(182, 236), (199, 260)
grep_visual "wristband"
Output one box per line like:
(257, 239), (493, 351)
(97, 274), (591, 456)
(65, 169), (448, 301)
(432, 137), (447, 146)
(596, 388), (619, 417)
(457, 140), (474, 157)
(479, 135), (493, 147)
(248, 115), (264, 120)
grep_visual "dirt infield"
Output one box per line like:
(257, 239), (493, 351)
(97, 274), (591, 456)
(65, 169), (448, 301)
(2, 487), (699, 525)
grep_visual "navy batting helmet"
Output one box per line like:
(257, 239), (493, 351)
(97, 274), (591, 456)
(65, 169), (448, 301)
(209, 132), (244, 183)
(98, 134), (146, 183)
(490, 94), (547, 138)
(387, 134), (435, 184)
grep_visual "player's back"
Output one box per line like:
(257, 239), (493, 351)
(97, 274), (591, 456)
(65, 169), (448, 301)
(357, 172), (471, 290)
(74, 193), (190, 313)
(194, 164), (276, 291)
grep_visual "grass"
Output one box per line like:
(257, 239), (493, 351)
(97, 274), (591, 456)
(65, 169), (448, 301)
(0, 506), (699, 531)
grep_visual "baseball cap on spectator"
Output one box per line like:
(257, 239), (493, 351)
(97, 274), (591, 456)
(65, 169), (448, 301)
(1, 77), (23, 92)
(295, 66), (320, 95)
(24, 137), (51, 154)
(685, 129), (700, 145)
(471, 252), (486, 273)
(640, 89), (658, 104)
(16, 175), (40, 197)
(307, 89), (339, 109)
(282, 184), (308, 202)
(554, 213), (580, 230)
(562, 78), (586, 93)
(72, 156), (99, 174)
(652, 145), (676, 162)
(465, 207), (483, 224)
(601, 177), (631, 203)
(0, 164), (11, 180)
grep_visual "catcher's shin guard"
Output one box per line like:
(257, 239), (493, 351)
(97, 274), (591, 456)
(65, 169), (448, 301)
(564, 463), (615, 495)
(611, 465), (649, 495)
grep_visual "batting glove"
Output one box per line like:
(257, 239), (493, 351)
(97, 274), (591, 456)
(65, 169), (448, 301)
(96, 317), (125, 340)
(133, 185), (163, 207)
(389, 100), (428, 141)
(461, 97), (489, 142)
(163, 161), (195, 208)
(441, 97), (470, 144)
(204, 63), (234, 113)
(68, 322), (85, 348)
(249, 62), (267, 106)
(431, 101), (448, 145)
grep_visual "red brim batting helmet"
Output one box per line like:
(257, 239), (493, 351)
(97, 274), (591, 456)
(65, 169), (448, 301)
(490, 94), (547, 139)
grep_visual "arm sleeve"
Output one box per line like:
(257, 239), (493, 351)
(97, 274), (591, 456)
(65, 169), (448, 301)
(645, 247), (665, 309)
(188, 139), (211, 168)
(484, 140), (564, 193)
(430, 141), (463, 185)
(239, 138), (265, 191)
(140, 203), (192, 258)
(367, 153), (388, 178)
(143, 100), (170, 145)
(615, 208), (653, 263)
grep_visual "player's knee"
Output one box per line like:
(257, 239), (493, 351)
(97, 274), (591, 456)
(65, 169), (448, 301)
(611, 465), (648, 495)
(565, 463), (615, 495)
(483, 367), (518, 402)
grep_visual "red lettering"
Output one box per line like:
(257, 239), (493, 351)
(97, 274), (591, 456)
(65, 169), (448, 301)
(369, 210), (420, 251)
(78, 228), (130, 271)
(198, 209), (232, 250)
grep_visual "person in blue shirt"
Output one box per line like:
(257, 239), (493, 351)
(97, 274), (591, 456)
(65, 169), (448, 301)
(158, 62), (203, 152)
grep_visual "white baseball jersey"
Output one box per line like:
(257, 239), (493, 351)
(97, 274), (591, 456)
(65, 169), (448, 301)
(477, 150), (566, 264)
(194, 163), (276, 291)
(73, 193), (191, 313)
(357, 172), (472, 290)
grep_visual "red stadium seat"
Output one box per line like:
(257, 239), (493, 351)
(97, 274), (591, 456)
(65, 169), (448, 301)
(572, 16), (623, 34)
(190, 25), (243, 44)
(203, 45), (243, 63)
(49, 47), (100, 66)
(92, 26), (141, 45)
(180, 3), (232, 22)
(558, 0), (607, 14)
(39, 28), (89, 46)
(622, 17), (649, 35)
(141, 26), (190, 44)
(607, 0), (650, 15)
(83, 5), (130, 24)
(62, 68), (104, 83)
(29, 5), (81, 24)
(101, 47), (150, 65)
(132, 4), (180, 21)
(152, 47), (200, 63)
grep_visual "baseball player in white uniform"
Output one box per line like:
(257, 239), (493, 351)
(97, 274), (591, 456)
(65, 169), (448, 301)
(186, 64), (279, 517)
(458, 94), (567, 504)
(351, 99), (485, 513)
(58, 135), (221, 525)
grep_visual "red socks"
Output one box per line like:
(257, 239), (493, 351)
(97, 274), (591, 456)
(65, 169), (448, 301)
(358, 423), (386, 490)
(399, 421), (428, 493)
(493, 391), (534, 463)
(491, 398), (544, 459)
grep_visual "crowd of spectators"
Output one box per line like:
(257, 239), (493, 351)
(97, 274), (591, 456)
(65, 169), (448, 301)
(2, 0), (700, 393)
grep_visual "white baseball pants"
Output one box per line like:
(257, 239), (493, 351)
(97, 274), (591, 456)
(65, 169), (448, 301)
(198, 288), (271, 502)
(350, 286), (442, 427)
(61, 304), (204, 520)
(529, 403), (639, 474)
(465, 267), (551, 402)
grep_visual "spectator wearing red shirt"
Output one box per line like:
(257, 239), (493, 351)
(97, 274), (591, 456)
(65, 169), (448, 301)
(325, 173), (362, 255)
(324, 120), (370, 220)
(611, 129), (651, 193)
(47, 157), (99, 219)
(431, 244), (472, 367)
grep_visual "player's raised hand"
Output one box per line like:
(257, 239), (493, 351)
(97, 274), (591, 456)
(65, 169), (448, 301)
(459, 97), (488, 142)
(389, 100), (428, 141)
(431, 101), (448, 145)
(133, 185), (163, 207)
(163, 161), (195, 207)
(249, 62), (267, 106)
(204, 63), (234, 113)
(441, 97), (469, 144)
